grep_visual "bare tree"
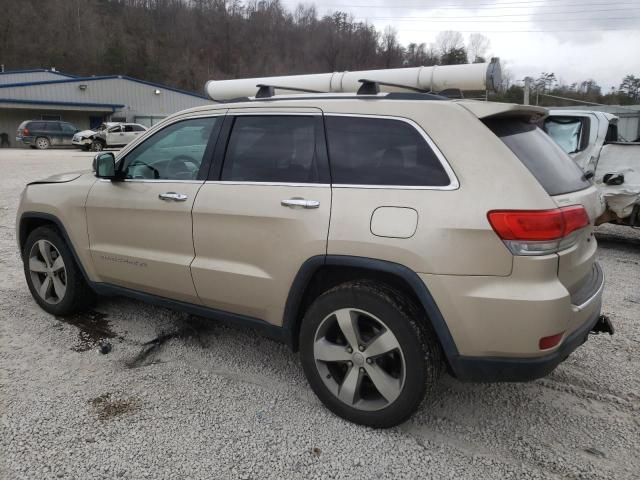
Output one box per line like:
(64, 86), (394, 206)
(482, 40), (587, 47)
(434, 31), (465, 57)
(467, 33), (490, 64)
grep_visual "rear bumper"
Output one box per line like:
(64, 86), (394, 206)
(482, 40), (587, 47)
(449, 298), (603, 382)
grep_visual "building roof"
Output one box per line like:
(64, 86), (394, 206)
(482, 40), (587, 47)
(0, 73), (208, 100)
(0, 98), (124, 111)
(0, 68), (76, 78)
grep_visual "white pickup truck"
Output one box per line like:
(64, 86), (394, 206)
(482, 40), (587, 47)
(544, 110), (640, 227)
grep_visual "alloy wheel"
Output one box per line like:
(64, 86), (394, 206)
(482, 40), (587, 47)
(28, 240), (67, 304)
(313, 308), (406, 411)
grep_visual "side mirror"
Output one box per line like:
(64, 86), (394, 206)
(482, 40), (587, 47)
(603, 172), (624, 186)
(94, 152), (117, 179)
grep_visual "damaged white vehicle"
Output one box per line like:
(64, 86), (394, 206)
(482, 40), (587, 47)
(72, 122), (147, 152)
(545, 110), (640, 227)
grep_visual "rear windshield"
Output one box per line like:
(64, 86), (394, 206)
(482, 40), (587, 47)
(484, 118), (590, 196)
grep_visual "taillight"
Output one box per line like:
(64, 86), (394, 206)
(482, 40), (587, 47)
(487, 205), (590, 256)
(22, 127), (30, 136)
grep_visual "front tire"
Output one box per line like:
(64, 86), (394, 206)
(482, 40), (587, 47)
(299, 281), (442, 428)
(90, 140), (104, 151)
(35, 137), (50, 150)
(22, 226), (95, 316)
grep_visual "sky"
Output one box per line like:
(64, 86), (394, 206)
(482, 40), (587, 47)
(280, 0), (640, 91)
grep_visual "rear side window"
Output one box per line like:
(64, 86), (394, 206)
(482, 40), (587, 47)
(324, 116), (451, 187)
(221, 116), (328, 183)
(485, 119), (590, 196)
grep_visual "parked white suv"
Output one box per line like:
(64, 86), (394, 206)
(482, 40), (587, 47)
(72, 122), (147, 151)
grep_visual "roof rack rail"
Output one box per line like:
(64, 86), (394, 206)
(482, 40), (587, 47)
(437, 88), (464, 99)
(255, 84), (325, 98)
(356, 78), (430, 95)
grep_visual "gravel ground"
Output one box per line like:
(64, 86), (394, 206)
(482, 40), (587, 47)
(1, 149), (638, 480)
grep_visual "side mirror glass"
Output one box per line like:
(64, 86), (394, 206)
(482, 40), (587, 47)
(603, 172), (624, 186)
(94, 152), (116, 179)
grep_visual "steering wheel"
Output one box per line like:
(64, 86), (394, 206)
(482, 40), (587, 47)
(166, 155), (198, 179)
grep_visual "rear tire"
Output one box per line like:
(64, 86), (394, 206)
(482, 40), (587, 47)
(35, 137), (50, 150)
(299, 281), (442, 428)
(22, 226), (95, 316)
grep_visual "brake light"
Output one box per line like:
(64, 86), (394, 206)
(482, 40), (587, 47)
(22, 127), (30, 136)
(487, 205), (589, 255)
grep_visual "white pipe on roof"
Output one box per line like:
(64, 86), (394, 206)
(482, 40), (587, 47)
(205, 59), (501, 102)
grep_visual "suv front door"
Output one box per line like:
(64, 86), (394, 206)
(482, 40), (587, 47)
(85, 114), (224, 302)
(191, 109), (331, 325)
(106, 125), (125, 146)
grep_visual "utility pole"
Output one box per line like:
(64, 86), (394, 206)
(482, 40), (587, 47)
(524, 77), (531, 105)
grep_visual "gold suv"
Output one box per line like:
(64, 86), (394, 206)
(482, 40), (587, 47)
(17, 93), (610, 427)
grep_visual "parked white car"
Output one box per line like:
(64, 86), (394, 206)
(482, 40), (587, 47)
(72, 122), (147, 151)
(544, 110), (640, 227)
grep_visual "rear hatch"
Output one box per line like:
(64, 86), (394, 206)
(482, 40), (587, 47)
(482, 115), (602, 300)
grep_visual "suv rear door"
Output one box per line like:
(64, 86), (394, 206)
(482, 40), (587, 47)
(60, 122), (77, 146)
(191, 108), (331, 325)
(85, 114), (225, 303)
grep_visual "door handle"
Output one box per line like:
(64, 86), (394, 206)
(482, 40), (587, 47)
(281, 198), (320, 209)
(159, 192), (188, 202)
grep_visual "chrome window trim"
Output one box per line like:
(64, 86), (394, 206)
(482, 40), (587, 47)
(204, 181), (330, 188)
(99, 178), (203, 184)
(324, 113), (460, 191)
(227, 111), (322, 116)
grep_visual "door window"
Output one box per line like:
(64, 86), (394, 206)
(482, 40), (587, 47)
(61, 123), (76, 134)
(324, 116), (451, 187)
(120, 117), (220, 180)
(46, 123), (62, 132)
(221, 115), (327, 183)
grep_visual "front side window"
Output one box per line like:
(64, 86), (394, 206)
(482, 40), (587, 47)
(61, 123), (76, 133)
(47, 123), (62, 132)
(121, 117), (220, 180)
(324, 116), (451, 186)
(221, 115), (327, 183)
